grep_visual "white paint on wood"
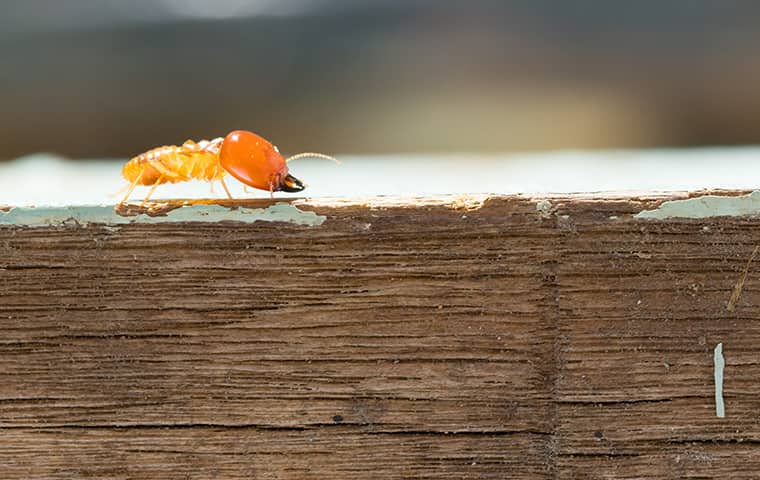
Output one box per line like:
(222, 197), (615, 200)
(0, 203), (325, 226)
(715, 343), (725, 419)
(635, 191), (760, 219)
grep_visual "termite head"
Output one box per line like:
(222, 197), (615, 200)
(219, 130), (338, 194)
(219, 130), (295, 192)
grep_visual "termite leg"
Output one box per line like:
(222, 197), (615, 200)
(118, 169), (144, 207)
(141, 176), (164, 206)
(220, 178), (234, 200)
(110, 183), (131, 199)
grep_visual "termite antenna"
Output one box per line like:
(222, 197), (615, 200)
(285, 152), (341, 165)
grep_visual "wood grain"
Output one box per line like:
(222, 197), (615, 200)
(1, 193), (759, 478)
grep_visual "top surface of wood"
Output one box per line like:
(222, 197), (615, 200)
(1, 188), (759, 227)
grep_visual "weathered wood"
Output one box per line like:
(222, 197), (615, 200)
(1, 193), (759, 478)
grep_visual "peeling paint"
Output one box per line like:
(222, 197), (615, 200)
(714, 343), (725, 418)
(635, 191), (760, 219)
(535, 199), (552, 217)
(0, 203), (325, 227)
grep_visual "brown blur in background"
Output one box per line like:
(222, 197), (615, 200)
(1, 0), (760, 160)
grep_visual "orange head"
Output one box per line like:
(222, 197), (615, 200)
(219, 130), (304, 193)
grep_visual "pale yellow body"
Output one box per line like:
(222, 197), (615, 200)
(121, 138), (226, 186)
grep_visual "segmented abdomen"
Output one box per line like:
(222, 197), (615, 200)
(122, 138), (226, 186)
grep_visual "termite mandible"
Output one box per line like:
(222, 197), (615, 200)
(118, 130), (337, 206)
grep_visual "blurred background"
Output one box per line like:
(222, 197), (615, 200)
(2, 0), (760, 161)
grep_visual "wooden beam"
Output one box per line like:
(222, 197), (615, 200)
(1, 193), (759, 478)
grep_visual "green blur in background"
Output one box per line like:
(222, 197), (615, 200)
(1, 0), (759, 160)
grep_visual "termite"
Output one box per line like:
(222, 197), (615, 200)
(118, 130), (337, 206)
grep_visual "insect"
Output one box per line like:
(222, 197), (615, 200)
(118, 130), (337, 206)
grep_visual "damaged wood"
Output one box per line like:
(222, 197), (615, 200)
(1, 193), (760, 478)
